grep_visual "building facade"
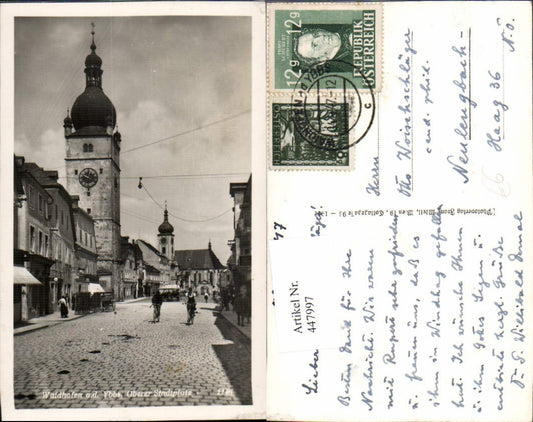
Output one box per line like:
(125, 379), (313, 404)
(174, 242), (227, 296)
(64, 27), (122, 297)
(120, 236), (139, 300)
(136, 239), (171, 295)
(14, 157), (55, 320)
(72, 196), (98, 294)
(228, 176), (252, 299)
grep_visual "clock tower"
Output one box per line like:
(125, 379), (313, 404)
(64, 24), (122, 296)
(158, 202), (175, 261)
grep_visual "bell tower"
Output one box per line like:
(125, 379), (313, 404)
(64, 23), (122, 297)
(158, 202), (175, 261)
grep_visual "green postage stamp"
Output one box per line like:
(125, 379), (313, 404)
(271, 103), (350, 168)
(270, 6), (382, 91)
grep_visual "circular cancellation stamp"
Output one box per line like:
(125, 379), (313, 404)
(289, 59), (376, 152)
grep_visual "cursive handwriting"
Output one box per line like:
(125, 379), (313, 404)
(301, 349), (319, 395)
(365, 156), (380, 196)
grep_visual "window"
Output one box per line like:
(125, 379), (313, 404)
(100, 168), (103, 174)
(28, 186), (34, 209)
(38, 194), (44, 213)
(74, 169), (78, 175)
(44, 235), (49, 257)
(87, 191), (91, 197)
(38, 231), (43, 255)
(83, 143), (93, 153)
(85, 232), (88, 245)
(61, 210), (64, 226)
(30, 226), (36, 252)
(87, 208), (91, 214)
(162, 247), (166, 255)
(114, 177), (118, 188)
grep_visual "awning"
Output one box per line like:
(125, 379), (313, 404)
(14, 266), (43, 285)
(88, 283), (106, 294)
(159, 284), (180, 290)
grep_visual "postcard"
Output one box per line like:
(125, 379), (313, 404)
(1, 1), (532, 421)
(267, 1), (532, 422)
(0, 1), (265, 421)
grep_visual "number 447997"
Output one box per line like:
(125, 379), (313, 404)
(305, 296), (317, 333)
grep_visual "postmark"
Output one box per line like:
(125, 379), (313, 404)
(289, 60), (375, 152)
(270, 5), (382, 92)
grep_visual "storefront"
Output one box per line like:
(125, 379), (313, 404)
(14, 265), (43, 323)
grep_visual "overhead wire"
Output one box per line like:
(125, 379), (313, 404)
(139, 180), (232, 223)
(122, 109), (250, 154)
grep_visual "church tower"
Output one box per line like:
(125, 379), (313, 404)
(158, 202), (175, 261)
(64, 24), (122, 296)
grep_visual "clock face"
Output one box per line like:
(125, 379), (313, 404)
(161, 238), (167, 244)
(79, 168), (98, 188)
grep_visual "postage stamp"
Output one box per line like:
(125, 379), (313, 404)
(271, 102), (351, 168)
(269, 4), (382, 92)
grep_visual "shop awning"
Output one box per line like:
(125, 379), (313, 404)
(159, 284), (180, 290)
(14, 266), (42, 285)
(88, 283), (106, 294)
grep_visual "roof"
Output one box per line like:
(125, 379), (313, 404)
(144, 262), (161, 274)
(136, 239), (168, 266)
(120, 241), (136, 261)
(67, 126), (109, 137)
(174, 248), (225, 271)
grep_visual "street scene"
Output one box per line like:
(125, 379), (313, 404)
(14, 298), (251, 408)
(12, 15), (253, 409)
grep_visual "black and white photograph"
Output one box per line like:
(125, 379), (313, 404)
(2, 3), (265, 419)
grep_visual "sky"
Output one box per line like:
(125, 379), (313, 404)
(14, 16), (251, 263)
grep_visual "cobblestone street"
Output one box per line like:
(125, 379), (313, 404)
(14, 299), (251, 408)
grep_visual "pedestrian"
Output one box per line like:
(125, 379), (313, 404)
(58, 296), (68, 318)
(204, 291), (209, 303)
(244, 291), (251, 325)
(233, 291), (245, 326)
(186, 288), (196, 325)
(151, 290), (163, 322)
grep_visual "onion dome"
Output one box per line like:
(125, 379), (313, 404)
(158, 204), (174, 235)
(70, 23), (116, 132)
(71, 89), (116, 131)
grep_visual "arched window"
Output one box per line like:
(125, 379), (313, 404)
(83, 143), (94, 153)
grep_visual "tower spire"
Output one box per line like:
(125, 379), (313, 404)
(90, 22), (96, 52)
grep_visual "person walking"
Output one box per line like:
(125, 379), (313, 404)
(233, 291), (245, 326)
(186, 288), (196, 325)
(58, 296), (68, 318)
(204, 291), (209, 303)
(151, 290), (163, 323)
